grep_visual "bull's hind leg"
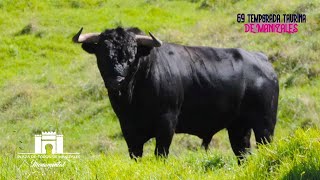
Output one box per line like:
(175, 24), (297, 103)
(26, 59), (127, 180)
(251, 77), (278, 146)
(252, 92), (278, 146)
(227, 126), (252, 164)
(252, 114), (276, 145)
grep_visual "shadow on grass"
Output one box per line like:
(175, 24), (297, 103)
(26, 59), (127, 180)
(282, 162), (320, 180)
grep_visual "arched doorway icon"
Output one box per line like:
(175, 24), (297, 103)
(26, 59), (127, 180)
(41, 142), (56, 154)
(45, 143), (53, 154)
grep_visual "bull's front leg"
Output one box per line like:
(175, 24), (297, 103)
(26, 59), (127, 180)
(154, 112), (177, 158)
(122, 128), (148, 159)
(128, 143), (143, 159)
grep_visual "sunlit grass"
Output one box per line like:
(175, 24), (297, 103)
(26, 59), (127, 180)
(1, 129), (319, 179)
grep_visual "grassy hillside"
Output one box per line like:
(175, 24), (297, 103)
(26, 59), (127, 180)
(1, 0), (320, 179)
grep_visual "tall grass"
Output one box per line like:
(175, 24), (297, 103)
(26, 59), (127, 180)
(1, 129), (319, 179)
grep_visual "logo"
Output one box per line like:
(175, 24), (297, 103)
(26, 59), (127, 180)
(237, 13), (307, 34)
(34, 131), (64, 154)
(16, 131), (80, 168)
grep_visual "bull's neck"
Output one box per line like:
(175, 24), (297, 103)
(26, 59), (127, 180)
(108, 55), (147, 105)
(107, 52), (152, 121)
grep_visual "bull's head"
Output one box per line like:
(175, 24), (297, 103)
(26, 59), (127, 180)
(72, 27), (162, 91)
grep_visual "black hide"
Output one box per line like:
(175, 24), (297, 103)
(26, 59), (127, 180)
(79, 27), (279, 163)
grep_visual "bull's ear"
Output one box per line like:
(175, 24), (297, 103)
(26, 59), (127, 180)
(81, 43), (96, 54)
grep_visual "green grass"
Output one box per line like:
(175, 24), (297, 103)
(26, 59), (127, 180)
(1, 0), (320, 179)
(2, 129), (320, 179)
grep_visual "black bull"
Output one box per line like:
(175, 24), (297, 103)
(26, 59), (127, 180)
(73, 27), (279, 163)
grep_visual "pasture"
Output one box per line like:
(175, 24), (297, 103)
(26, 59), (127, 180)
(1, 0), (320, 179)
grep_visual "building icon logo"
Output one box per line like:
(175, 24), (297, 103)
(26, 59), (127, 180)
(17, 131), (80, 168)
(35, 132), (63, 154)
(18, 131), (79, 155)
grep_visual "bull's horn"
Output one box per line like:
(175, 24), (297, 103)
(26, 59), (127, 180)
(148, 32), (162, 47)
(135, 32), (162, 47)
(72, 27), (100, 43)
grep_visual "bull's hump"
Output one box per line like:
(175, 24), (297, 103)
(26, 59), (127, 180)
(182, 46), (243, 62)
